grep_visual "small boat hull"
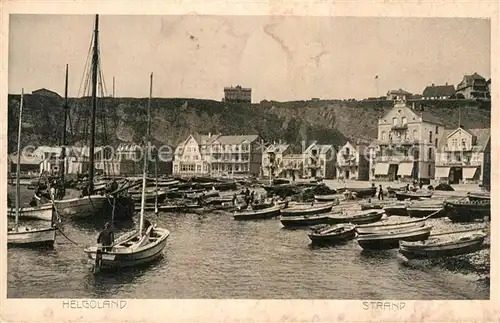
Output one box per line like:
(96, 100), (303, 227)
(280, 203), (334, 217)
(356, 226), (432, 250)
(356, 222), (425, 235)
(328, 210), (384, 225)
(234, 205), (281, 221)
(395, 192), (433, 201)
(84, 227), (170, 271)
(314, 194), (339, 202)
(407, 207), (444, 218)
(280, 214), (331, 228)
(399, 233), (487, 259)
(443, 200), (490, 222)
(383, 204), (408, 216)
(7, 226), (56, 247)
(54, 195), (108, 219)
(7, 204), (54, 221)
(308, 224), (356, 245)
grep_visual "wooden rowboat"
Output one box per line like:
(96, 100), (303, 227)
(314, 194), (340, 202)
(399, 231), (487, 259)
(395, 191), (433, 201)
(443, 199), (490, 222)
(356, 225), (432, 250)
(356, 208), (441, 235)
(328, 210), (384, 225)
(308, 224), (356, 245)
(406, 206), (444, 218)
(280, 213), (331, 228)
(280, 202), (334, 217)
(383, 203), (409, 216)
(233, 204), (281, 221)
(467, 192), (490, 202)
(7, 204), (54, 221)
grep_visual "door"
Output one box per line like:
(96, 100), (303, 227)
(311, 169), (317, 178)
(345, 170), (350, 179)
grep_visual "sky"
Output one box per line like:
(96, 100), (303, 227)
(8, 15), (491, 102)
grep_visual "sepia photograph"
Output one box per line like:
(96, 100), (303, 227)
(1, 2), (498, 321)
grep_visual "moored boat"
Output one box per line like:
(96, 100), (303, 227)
(395, 191), (433, 201)
(356, 225), (432, 250)
(328, 209), (384, 225)
(7, 204), (54, 221)
(406, 206), (444, 218)
(7, 89), (58, 248)
(308, 223), (356, 245)
(383, 203), (409, 216)
(233, 204), (281, 221)
(314, 194), (340, 202)
(280, 213), (331, 228)
(280, 202), (334, 217)
(399, 231), (487, 259)
(443, 199), (490, 222)
(467, 192), (490, 202)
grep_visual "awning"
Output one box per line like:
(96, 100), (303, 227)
(463, 167), (479, 179)
(435, 167), (451, 178)
(374, 163), (390, 175)
(397, 162), (413, 176)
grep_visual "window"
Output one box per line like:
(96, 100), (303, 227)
(413, 130), (418, 140)
(196, 165), (201, 172)
(452, 138), (458, 147)
(428, 164), (432, 176)
(381, 132), (386, 141)
(435, 126), (439, 135)
(435, 138), (438, 146)
(429, 131), (433, 143)
(428, 147), (432, 160)
(393, 117), (398, 125)
(402, 117), (407, 125)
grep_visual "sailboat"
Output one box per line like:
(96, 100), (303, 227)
(46, 15), (109, 220)
(7, 89), (58, 247)
(84, 72), (170, 273)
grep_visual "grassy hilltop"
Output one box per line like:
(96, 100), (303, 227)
(7, 94), (491, 152)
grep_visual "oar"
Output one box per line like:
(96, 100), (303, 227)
(422, 208), (444, 220)
(429, 227), (488, 237)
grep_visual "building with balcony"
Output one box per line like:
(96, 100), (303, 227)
(422, 83), (455, 100)
(223, 85), (252, 103)
(261, 142), (291, 178)
(455, 73), (490, 99)
(434, 126), (491, 184)
(302, 142), (336, 179)
(371, 102), (445, 183)
(386, 89), (412, 102)
(173, 133), (262, 177)
(336, 142), (369, 180)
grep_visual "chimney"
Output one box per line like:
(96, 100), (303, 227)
(432, 83), (435, 86)
(445, 82), (448, 85)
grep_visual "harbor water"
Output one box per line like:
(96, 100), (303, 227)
(7, 210), (489, 299)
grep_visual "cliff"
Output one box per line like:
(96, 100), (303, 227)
(7, 94), (491, 152)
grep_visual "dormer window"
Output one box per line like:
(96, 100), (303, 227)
(393, 117), (398, 125)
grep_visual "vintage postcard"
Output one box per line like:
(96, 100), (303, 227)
(1, 0), (498, 322)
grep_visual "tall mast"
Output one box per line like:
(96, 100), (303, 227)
(88, 14), (99, 195)
(139, 72), (153, 235)
(15, 89), (24, 230)
(61, 64), (69, 186)
(112, 76), (115, 98)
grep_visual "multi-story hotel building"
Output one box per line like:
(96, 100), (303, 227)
(223, 85), (252, 103)
(173, 133), (262, 177)
(434, 126), (491, 184)
(371, 102), (445, 183)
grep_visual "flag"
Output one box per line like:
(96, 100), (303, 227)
(375, 75), (379, 79)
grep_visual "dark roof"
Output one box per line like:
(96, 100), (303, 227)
(465, 73), (486, 81)
(487, 78), (491, 84)
(437, 127), (490, 151)
(422, 85), (456, 98)
(420, 110), (445, 126)
(387, 89), (412, 95)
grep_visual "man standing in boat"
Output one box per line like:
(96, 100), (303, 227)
(97, 222), (114, 252)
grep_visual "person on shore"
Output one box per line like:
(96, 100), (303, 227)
(406, 183), (410, 191)
(377, 185), (384, 200)
(97, 222), (114, 252)
(232, 194), (237, 205)
(419, 181), (423, 190)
